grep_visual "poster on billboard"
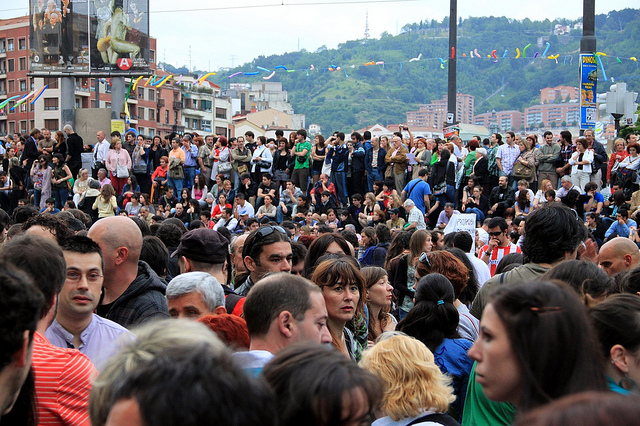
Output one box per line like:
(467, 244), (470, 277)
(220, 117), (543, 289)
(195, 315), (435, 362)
(580, 53), (598, 130)
(30, 0), (90, 72)
(89, 0), (150, 73)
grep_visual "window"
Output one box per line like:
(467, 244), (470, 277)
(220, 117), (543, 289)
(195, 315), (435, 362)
(150, 50), (155, 63)
(148, 90), (155, 101)
(138, 107), (144, 120)
(8, 80), (14, 93)
(215, 108), (227, 119)
(7, 39), (14, 51)
(44, 77), (59, 89)
(149, 109), (155, 120)
(165, 110), (169, 123)
(19, 80), (26, 91)
(29, 120), (34, 129)
(20, 120), (27, 132)
(201, 100), (212, 111)
(44, 119), (59, 130)
(75, 98), (80, 108)
(18, 38), (26, 50)
(18, 57), (26, 71)
(184, 117), (190, 128)
(44, 98), (58, 110)
(0, 59), (5, 73)
(148, 129), (155, 137)
(7, 59), (14, 72)
(9, 121), (15, 134)
(137, 87), (144, 99)
(139, 127), (145, 135)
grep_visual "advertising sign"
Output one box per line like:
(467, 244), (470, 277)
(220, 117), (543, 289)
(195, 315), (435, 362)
(89, 0), (150, 72)
(29, 0), (90, 72)
(580, 54), (598, 130)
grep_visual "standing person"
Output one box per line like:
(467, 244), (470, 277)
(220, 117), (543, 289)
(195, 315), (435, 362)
(92, 130), (111, 179)
(495, 131), (520, 189)
(52, 130), (68, 160)
(556, 130), (575, 179)
(272, 139), (293, 192)
(569, 138), (593, 192)
(584, 128), (608, 189)
(21, 128), (40, 184)
(327, 133), (349, 207)
(429, 148), (456, 210)
(310, 134), (326, 186)
(477, 217), (522, 276)
(513, 136), (538, 191)
(132, 134), (151, 195)
(167, 136), (185, 194)
(250, 136), (272, 186)
(485, 133), (502, 194)
(231, 135), (252, 191)
(210, 136), (231, 184)
(291, 129), (311, 195)
(181, 134), (199, 190)
(51, 153), (72, 210)
(365, 136), (387, 192)
(535, 131), (560, 190)
(350, 132), (366, 196)
(31, 154), (52, 210)
(105, 131), (132, 196)
(385, 135), (409, 193)
(38, 128), (55, 160)
(607, 138), (628, 184)
(63, 124), (83, 179)
(403, 168), (432, 216)
(194, 136), (212, 189)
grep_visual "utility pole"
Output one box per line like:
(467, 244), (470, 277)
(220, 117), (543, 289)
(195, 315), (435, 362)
(446, 0), (457, 128)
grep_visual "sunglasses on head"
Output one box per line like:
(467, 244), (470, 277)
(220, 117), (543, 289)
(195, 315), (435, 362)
(255, 225), (287, 239)
(418, 252), (431, 268)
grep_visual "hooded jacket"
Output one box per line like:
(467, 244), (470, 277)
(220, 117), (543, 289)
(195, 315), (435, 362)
(97, 261), (169, 329)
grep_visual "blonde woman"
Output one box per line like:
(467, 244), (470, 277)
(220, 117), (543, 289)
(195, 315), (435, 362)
(361, 333), (457, 426)
(72, 168), (92, 206)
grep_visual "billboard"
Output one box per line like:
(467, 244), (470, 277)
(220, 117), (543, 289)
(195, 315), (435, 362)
(30, 0), (90, 71)
(89, 0), (150, 72)
(580, 53), (598, 130)
(29, 0), (150, 73)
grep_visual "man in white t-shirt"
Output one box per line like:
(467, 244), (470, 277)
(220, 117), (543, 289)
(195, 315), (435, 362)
(477, 217), (521, 276)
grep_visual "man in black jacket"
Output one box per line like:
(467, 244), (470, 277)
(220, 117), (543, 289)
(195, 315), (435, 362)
(63, 124), (84, 179)
(488, 175), (515, 218)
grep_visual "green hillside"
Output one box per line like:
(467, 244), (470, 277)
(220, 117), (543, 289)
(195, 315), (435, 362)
(183, 9), (640, 134)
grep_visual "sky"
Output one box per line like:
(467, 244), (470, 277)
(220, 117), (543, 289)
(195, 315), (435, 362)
(2, 0), (638, 71)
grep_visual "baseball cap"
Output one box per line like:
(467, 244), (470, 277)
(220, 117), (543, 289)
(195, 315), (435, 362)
(171, 228), (229, 264)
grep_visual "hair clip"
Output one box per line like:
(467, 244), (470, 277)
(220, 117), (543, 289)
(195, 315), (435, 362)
(437, 300), (444, 305)
(529, 306), (563, 313)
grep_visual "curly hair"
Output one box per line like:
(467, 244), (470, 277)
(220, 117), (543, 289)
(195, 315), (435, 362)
(415, 251), (468, 298)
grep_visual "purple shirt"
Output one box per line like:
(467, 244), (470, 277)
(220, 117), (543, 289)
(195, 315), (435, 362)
(45, 314), (132, 371)
(496, 144), (521, 175)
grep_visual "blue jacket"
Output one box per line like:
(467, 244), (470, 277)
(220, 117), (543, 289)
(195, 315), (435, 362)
(352, 142), (366, 172)
(327, 144), (348, 172)
(365, 147), (387, 173)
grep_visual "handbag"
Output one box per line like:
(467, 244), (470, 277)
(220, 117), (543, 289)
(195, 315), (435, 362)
(513, 162), (533, 179)
(218, 161), (233, 174)
(433, 181), (447, 196)
(255, 160), (271, 169)
(116, 164), (129, 178)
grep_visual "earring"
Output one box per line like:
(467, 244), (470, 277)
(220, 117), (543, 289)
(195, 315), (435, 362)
(619, 374), (638, 391)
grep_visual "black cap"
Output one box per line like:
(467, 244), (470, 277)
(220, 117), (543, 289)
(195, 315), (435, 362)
(389, 208), (400, 215)
(171, 228), (228, 264)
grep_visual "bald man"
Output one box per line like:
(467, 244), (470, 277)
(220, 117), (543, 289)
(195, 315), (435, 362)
(598, 237), (640, 276)
(87, 216), (168, 328)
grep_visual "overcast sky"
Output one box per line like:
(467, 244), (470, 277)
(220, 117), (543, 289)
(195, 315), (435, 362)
(2, 0), (637, 71)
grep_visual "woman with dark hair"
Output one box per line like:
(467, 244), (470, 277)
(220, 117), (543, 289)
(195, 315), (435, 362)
(310, 134), (326, 185)
(185, 199), (201, 225)
(384, 230), (411, 270)
(616, 142), (640, 191)
(389, 230), (432, 319)
(52, 130), (67, 159)
(430, 148), (456, 207)
(179, 187), (191, 208)
(31, 154), (52, 210)
(251, 135), (272, 184)
(445, 247), (479, 308)
(416, 250), (478, 342)
(51, 153), (72, 210)
(272, 139), (293, 191)
(311, 256), (366, 360)
(190, 174), (208, 208)
(361, 267), (396, 342)
(514, 137), (538, 190)
(359, 226), (379, 266)
(398, 273), (473, 420)
(468, 280), (607, 413)
(210, 136), (231, 180)
(461, 176), (479, 206)
(542, 260), (613, 307)
(303, 233), (351, 277)
(262, 342), (382, 426)
(590, 294), (640, 395)
(620, 265), (640, 295)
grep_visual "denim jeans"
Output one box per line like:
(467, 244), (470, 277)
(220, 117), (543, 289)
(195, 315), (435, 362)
(466, 207), (485, 224)
(367, 169), (383, 192)
(33, 189), (42, 209)
(52, 187), (68, 210)
(331, 171), (348, 206)
(183, 166), (196, 190)
(167, 177), (183, 194)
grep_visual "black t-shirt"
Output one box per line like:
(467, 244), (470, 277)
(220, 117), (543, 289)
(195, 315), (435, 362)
(258, 182), (279, 203)
(159, 195), (178, 210)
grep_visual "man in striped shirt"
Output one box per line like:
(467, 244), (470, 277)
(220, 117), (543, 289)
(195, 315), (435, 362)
(2, 234), (96, 426)
(477, 217), (521, 276)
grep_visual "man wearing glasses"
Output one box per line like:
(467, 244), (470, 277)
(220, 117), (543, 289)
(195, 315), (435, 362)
(45, 235), (131, 371)
(235, 226), (292, 297)
(477, 217), (521, 276)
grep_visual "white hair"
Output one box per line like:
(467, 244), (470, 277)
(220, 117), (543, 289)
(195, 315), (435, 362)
(166, 272), (225, 311)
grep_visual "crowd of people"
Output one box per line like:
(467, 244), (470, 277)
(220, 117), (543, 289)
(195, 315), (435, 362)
(1, 125), (640, 426)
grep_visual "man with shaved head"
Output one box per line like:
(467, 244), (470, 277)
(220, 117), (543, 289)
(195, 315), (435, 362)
(87, 216), (169, 328)
(598, 237), (640, 276)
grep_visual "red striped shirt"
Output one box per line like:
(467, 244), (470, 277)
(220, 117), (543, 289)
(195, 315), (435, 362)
(32, 332), (96, 426)
(478, 243), (522, 276)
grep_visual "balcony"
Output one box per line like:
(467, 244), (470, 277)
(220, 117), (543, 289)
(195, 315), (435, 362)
(0, 69), (5, 79)
(157, 98), (165, 108)
(173, 101), (182, 110)
(0, 49), (5, 59)
(172, 125), (185, 133)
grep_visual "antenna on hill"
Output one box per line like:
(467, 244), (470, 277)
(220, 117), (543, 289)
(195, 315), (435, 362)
(364, 11), (370, 39)
(189, 45), (192, 73)
(230, 54), (236, 68)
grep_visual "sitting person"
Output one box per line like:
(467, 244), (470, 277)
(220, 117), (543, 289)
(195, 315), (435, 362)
(314, 191), (337, 215)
